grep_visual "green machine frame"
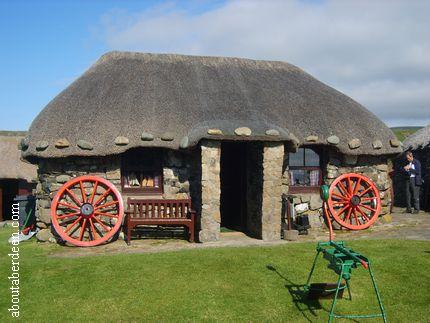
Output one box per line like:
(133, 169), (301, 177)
(304, 182), (387, 322)
(304, 241), (387, 322)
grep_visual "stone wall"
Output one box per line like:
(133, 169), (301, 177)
(34, 149), (195, 242)
(283, 147), (393, 231)
(34, 142), (394, 244)
(326, 151), (392, 216)
(261, 143), (284, 240)
(162, 150), (194, 199)
(199, 140), (221, 242)
(34, 156), (122, 242)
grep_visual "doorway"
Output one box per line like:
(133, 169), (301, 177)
(0, 180), (19, 221)
(220, 142), (248, 232)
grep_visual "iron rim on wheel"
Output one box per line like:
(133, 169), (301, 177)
(51, 175), (124, 247)
(327, 173), (381, 230)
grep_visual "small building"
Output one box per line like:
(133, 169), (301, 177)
(0, 131), (37, 221)
(403, 125), (430, 210)
(22, 52), (401, 242)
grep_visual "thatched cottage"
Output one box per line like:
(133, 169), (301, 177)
(22, 52), (401, 242)
(0, 131), (37, 221)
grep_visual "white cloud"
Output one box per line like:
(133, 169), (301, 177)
(95, 0), (430, 126)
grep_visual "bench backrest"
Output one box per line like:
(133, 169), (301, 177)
(127, 198), (192, 219)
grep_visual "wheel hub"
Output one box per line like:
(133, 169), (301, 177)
(350, 195), (361, 206)
(80, 203), (94, 217)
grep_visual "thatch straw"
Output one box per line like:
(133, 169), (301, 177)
(23, 52), (401, 161)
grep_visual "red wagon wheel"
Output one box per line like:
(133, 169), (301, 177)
(51, 175), (124, 247)
(327, 173), (381, 230)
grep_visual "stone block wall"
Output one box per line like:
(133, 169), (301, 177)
(34, 156), (122, 242)
(34, 149), (195, 242)
(162, 150), (194, 199)
(282, 146), (393, 231)
(261, 143), (284, 240)
(326, 151), (392, 215)
(198, 141), (221, 242)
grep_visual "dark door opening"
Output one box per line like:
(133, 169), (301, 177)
(220, 142), (248, 232)
(0, 180), (19, 221)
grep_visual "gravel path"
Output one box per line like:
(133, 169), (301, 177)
(47, 207), (430, 258)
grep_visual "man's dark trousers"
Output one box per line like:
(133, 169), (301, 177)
(406, 177), (420, 211)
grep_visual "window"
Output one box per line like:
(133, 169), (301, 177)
(288, 147), (321, 193)
(121, 149), (163, 194)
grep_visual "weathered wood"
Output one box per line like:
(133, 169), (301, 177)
(125, 198), (195, 244)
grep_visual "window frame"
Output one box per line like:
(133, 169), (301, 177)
(121, 149), (164, 195)
(288, 147), (322, 194)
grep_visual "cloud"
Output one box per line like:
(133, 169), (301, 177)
(95, 0), (430, 126)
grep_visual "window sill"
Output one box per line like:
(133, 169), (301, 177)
(288, 186), (320, 194)
(121, 188), (163, 195)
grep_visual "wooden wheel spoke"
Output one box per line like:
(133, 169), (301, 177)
(346, 177), (353, 195)
(358, 186), (372, 197)
(335, 204), (350, 216)
(94, 211), (119, 218)
(58, 202), (81, 211)
(89, 181), (99, 204)
(57, 212), (80, 220)
(361, 197), (377, 201)
(89, 218), (101, 240)
(79, 219), (88, 241)
(332, 201), (346, 206)
(94, 188), (112, 206)
(64, 217), (82, 234)
(95, 200), (119, 210)
(92, 216), (112, 232)
(352, 209), (360, 225)
(344, 207), (353, 222)
(353, 178), (362, 195)
(356, 207), (370, 222)
(79, 180), (87, 203)
(360, 204), (377, 212)
(65, 188), (83, 206)
(332, 193), (349, 202)
(337, 181), (351, 198)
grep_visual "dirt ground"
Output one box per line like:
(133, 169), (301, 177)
(37, 207), (429, 258)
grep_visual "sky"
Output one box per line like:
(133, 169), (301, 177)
(0, 0), (429, 131)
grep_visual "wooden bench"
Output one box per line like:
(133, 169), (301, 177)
(124, 198), (196, 245)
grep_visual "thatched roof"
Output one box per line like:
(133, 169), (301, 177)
(23, 52), (401, 161)
(0, 132), (37, 181)
(403, 125), (430, 151)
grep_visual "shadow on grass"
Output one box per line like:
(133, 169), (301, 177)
(266, 264), (322, 322)
(266, 265), (361, 323)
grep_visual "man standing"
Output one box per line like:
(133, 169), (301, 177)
(404, 151), (422, 213)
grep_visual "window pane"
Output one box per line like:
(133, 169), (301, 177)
(122, 149), (162, 192)
(289, 169), (320, 187)
(289, 148), (304, 166)
(123, 171), (161, 189)
(305, 148), (319, 166)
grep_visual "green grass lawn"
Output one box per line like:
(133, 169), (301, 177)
(390, 126), (422, 142)
(1, 227), (429, 322)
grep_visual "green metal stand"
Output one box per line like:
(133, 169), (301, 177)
(305, 241), (387, 322)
